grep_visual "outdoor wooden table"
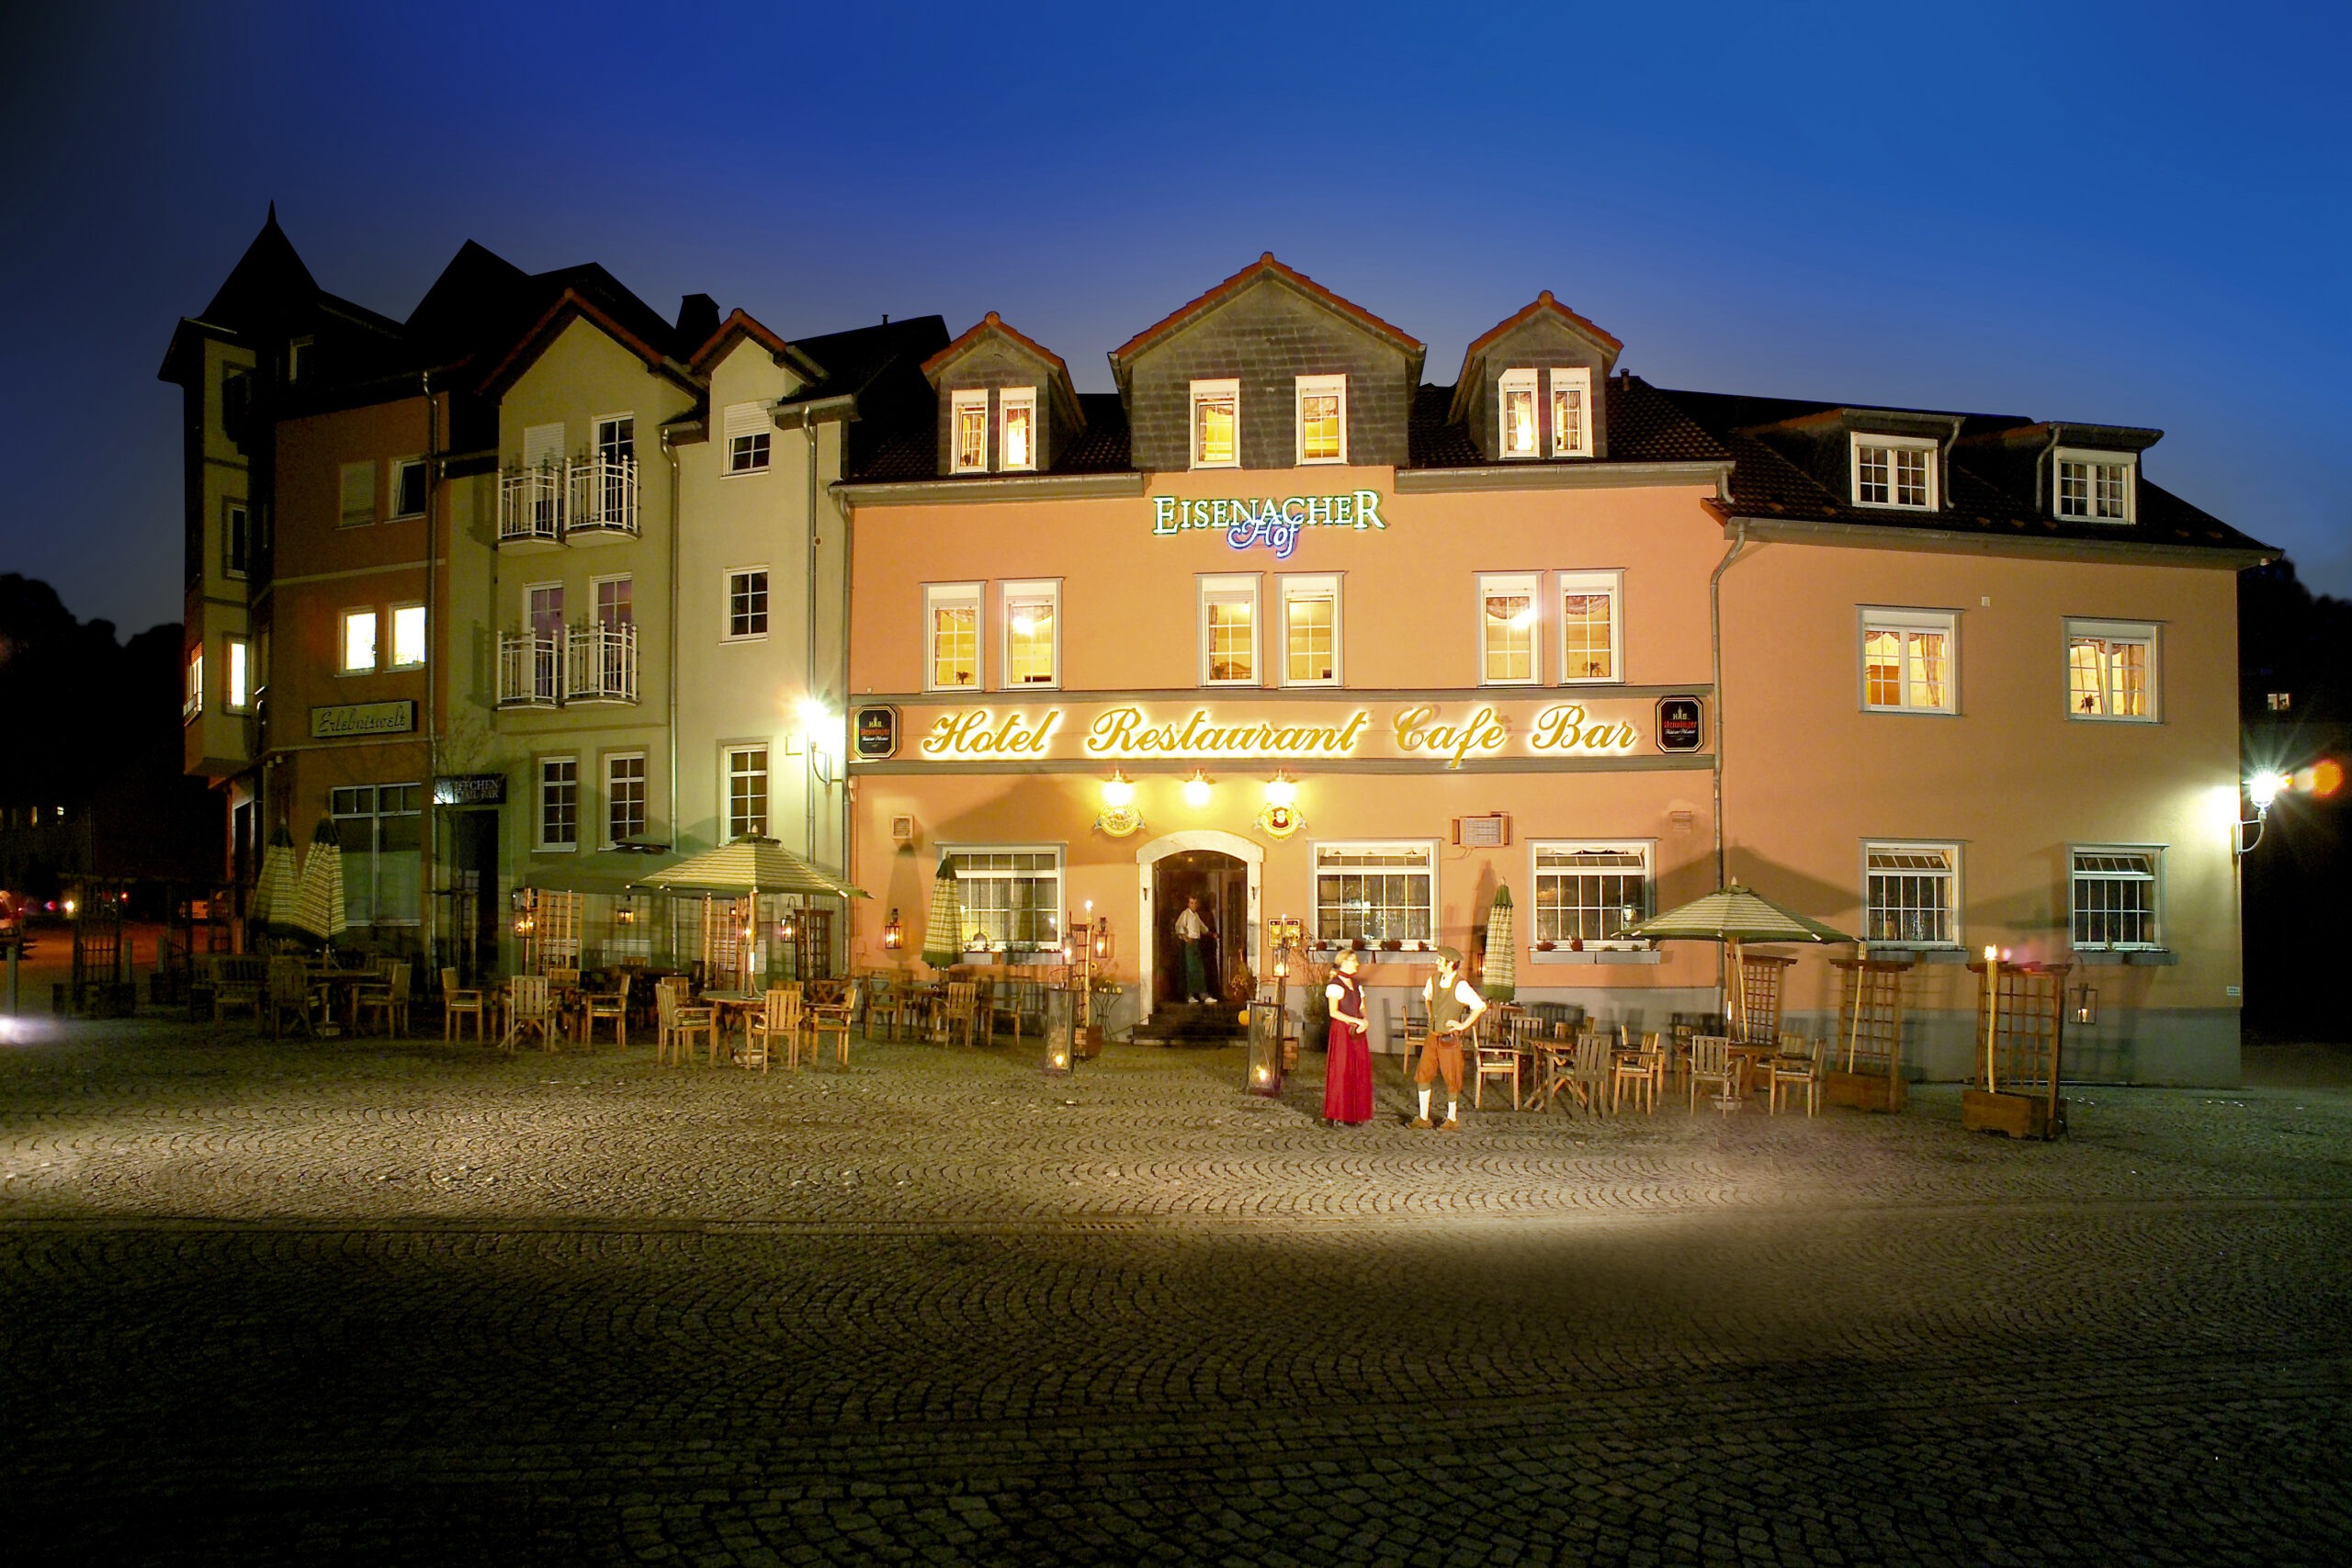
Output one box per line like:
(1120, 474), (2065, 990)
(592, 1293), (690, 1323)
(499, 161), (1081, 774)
(303, 965), (368, 1033)
(699, 990), (763, 1062)
(1724, 1042), (1776, 1097)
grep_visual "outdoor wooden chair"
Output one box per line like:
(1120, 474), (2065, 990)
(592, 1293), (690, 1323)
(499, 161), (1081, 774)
(1399, 1012), (1430, 1093)
(933, 981), (979, 1047)
(1688, 1034), (1743, 1111)
(210, 956), (266, 1028)
(441, 967), (487, 1041)
(863, 975), (910, 1042)
(1769, 1034), (1826, 1116)
(579, 987), (628, 1049)
(265, 957), (327, 1039)
(355, 961), (412, 1037)
(1610, 1027), (1659, 1115)
(655, 978), (715, 1066)
(504, 975), (557, 1052)
(804, 981), (858, 1069)
(741, 987), (801, 1072)
(1473, 1018), (1523, 1111)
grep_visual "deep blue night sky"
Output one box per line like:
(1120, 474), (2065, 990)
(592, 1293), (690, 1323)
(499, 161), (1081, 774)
(4, 1), (2345, 636)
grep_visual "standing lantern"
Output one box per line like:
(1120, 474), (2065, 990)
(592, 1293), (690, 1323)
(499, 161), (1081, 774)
(1246, 999), (1285, 1097)
(1042, 983), (1077, 1077)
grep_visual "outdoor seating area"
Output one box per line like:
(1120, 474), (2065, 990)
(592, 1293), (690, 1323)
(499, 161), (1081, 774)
(1410, 1002), (1839, 1120)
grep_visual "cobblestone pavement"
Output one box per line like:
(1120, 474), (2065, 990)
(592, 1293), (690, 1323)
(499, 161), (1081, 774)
(4, 1018), (2349, 1564)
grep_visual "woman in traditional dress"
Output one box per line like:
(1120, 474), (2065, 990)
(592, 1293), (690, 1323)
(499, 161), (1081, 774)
(1321, 946), (1374, 1125)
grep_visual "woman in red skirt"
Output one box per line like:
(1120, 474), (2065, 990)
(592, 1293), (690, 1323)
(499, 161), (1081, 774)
(1321, 946), (1374, 1125)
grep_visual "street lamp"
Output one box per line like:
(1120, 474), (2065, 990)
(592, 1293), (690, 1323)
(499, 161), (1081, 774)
(2238, 770), (2286, 855)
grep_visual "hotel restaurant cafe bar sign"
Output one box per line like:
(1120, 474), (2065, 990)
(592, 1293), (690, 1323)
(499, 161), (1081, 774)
(854, 694), (1708, 770)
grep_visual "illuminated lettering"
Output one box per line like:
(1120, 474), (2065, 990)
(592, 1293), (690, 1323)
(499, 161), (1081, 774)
(1153, 496), (1179, 535)
(1353, 490), (1384, 530)
(1529, 704), (1640, 753)
(921, 709), (1062, 757)
(1395, 705), (1508, 769)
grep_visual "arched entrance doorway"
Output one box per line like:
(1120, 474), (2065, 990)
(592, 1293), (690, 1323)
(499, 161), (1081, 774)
(1135, 830), (1261, 1022)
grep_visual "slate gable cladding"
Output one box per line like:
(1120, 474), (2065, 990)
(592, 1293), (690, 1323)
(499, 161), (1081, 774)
(928, 337), (1074, 476)
(1454, 307), (1622, 463)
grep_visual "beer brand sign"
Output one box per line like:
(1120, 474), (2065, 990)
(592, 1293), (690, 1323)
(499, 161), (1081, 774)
(1151, 490), (1385, 560)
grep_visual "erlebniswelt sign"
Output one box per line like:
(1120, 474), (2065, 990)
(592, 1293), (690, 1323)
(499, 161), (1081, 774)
(1151, 491), (1385, 559)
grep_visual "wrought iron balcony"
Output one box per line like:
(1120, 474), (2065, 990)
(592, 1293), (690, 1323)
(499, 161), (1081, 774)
(567, 456), (639, 536)
(564, 623), (638, 704)
(495, 632), (561, 708)
(497, 457), (639, 544)
(497, 464), (564, 544)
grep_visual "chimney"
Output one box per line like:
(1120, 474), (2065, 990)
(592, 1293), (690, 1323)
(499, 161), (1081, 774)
(675, 292), (720, 349)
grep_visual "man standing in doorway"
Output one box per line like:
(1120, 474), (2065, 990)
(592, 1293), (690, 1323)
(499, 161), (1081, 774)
(1174, 894), (1213, 1004)
(1413, 946), (1487, 1130)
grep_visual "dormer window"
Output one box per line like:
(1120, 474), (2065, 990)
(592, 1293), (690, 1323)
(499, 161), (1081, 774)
(1191, 379), (1238, 468)
(1550, 367), (1591, 457)
(1498, 368), (1539, 457)
(1296, 375), (1346, 464)
(951, 390), (988, 473)
(2055, 450), (2134, 523)
(1850, 434), (1937, 511)
(1000, 388), (1037, 472)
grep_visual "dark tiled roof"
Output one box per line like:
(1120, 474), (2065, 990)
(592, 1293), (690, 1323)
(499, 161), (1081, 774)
(1407, 376), (1728, 468)
(842, 389), (1132, 484)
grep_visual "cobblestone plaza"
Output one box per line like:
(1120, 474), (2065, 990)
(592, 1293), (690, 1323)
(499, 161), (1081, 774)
(4, 1021), (2347, 1564)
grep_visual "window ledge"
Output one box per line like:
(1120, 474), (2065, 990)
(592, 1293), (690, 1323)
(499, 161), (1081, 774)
(1871, 946), (1968, 964)
(2075, 948), (2177, 966)
(1532, 948), (1662, 965)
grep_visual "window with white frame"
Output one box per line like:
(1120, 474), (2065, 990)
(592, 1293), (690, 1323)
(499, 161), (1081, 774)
(1532, 842), (1651, 943)
(925, 582), (981, 690)
(605, 753), (647, 847)
(726, 568), (769, 639)
(725, 745), (769, 840)
(1190, 378), (1238, 468)
(1295, 374), (1346, 464)
(1480, 571), (1540, 684)
(999, 387), (1037, 471)
(1281, 574), (1340, 685)
(338, 460), (376, 527)
(1557, 570), (1622, 682)
(1860, 608), (1956, 714)
(2072, 848), (2159, 949)
(943, 846), (1063, 950)
(1313, 841), (1436, 945)
(1850, 434), (1938, 510)
(390, 457), (427, 519)
(1865, 843), (1959, 946)
(1549, 367), (1592, 457)
(2066, 619), (2156, 720)
(2055, 450), (2135, 523)
(951, 389), (989, 473)
(183, 646), (203, 721)
(286, 337), (313, 384)
(722, 402), (771, 475)
(1002, 580), (1059, 687)
(1498, 368), (1539, 457)
(330, 784), (421, 926)
(537, 758), (579, 852)
(594, 574), (632, 629)
(390, 604), (426, 670)
(1200, 575), (1260, 684)
(225, 637), (251, 711)
(340, 608), (378, 673)
(223, 500), (250, 579)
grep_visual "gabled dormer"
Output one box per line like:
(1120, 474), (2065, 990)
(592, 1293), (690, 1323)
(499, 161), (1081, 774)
(1449, 292), (1623, 463)
(1957, 421), (2162, 526)
(1739, 407), (1965, 515)
(922, 313), (1084, 478)
(1107, 254), (1423, 472)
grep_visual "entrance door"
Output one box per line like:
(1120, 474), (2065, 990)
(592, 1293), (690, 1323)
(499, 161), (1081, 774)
(445, 809), (500, 983)
(1153, 850), (1248, 1006)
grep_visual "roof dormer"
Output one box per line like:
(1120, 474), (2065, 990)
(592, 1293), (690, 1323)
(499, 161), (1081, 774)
(1739, 407), (1964, 514)
(1956, 421), (2161, 526)
(922, 312), (1085, 478)
(1450, 292), (1623, 463)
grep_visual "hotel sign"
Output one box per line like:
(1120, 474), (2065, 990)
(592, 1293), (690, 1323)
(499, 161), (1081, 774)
(1151, 490), (1385, 560)
(854, 704), (900, 761)
(1656, 696), (1704, 752)
(311, 700), (415, 739)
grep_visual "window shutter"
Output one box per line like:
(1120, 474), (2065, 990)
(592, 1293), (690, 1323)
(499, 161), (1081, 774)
(722, 403), (765, 443)
(338, 461), (376, 526)
(523, 423), (564, 468)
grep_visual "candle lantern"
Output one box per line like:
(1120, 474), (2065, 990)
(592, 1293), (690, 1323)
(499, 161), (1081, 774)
(882, 908), (903, 950)
(1246, 999), (1285, 1097)
(1042, 984), (1077, 1077)
(2072, 985), (2097, 1027)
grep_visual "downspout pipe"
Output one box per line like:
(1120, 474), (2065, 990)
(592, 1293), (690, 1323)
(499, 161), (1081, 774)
(662, 426), (681, 861)
(1708, 517), (1750, 892)
(805, 418), (820, 874)
(421, 370), (438, 969)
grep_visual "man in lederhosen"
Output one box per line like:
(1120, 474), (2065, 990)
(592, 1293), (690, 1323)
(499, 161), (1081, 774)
(1413, 946), (1487, 1130)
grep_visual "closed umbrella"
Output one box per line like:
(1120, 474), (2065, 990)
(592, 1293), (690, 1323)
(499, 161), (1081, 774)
(921, 858), (965, 971)
(292, 818), (349, 947)
(1617, 883), (1854, 1042)
(251, 823), (300, 939)
(1481, 883), (1517, 1003)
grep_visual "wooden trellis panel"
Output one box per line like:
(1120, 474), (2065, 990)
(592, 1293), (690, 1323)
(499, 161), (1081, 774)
(1964, 960), (2069, 1139)
(1826, 956), (1912, 1112)
(524, 889), (582, 975)
(1737, 953), (1796, 1044)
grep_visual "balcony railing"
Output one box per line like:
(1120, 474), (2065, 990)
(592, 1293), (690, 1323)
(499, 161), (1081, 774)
(565, 623), (638, 704)
(497, 456), (639, 544)
(568, 456), (639, 536)
(497, 464), (564, 544)
(495, 632), (560, 707)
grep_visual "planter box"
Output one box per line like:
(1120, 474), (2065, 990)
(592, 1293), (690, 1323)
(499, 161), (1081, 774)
(1962, 1088), (2065, 1140)
(1825, 1068), (1905, 1113)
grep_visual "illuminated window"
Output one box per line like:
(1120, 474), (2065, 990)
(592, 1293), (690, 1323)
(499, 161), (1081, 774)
(1201, 574), (1260, 684)
(725, 746), (769, 840)
(1281, 574), (1340, 686)
(1498, 368), (1539, 457)
(723, 402), (770, 475)
(183, 646), (203, 721)
(1003, 580), (1059, 687)
(339, 461), (376, 527)
(941, 845), (1063, 951)
(1313, 841), (1435, 945)
(925, 582), (981, 691)
(1479, 571), (1540, 684)
(1549, 367), (1591, 457)
(2072, 847), (2159, 949)
(390, 604), (426, 670)
(606, 753), (647, 847)
(341, 609), (378, 673)
(1860, 608), (1955, 714)
(537, 757), (579, 851)
(1191, 378), (1239, 468)
(1000, 388), (1037, 472)
(1532, 842), (1651, 943)
(1851, 434), (1937, 510)
(225, 637), (251, 711)
(1557, 570), (1621, 682)
(2066, 619), (2156, 721)
(390, 457), (427, 519)
(951, 389), (989, 473)
(1295, 375), (1346, 464)
(1865, 844), (1959, 947)
(726, 568), (769, 639)
(2055, 450), (2135, 523)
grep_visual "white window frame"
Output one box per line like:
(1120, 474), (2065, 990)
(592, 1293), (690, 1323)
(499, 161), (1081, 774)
(2064, 617), (2159, 723)
(724, 566), (770, 642)
(329, 783), (423, 927)
(2054, 448), (2137, 524)
(938, 843), (1066, 953)
(1199, 573), (1261, 686)
(338, 460), (377, 528)
(1556, 569), (1623, 684)
(604, 751), (649, 850)
(1849, 433), (1939, 512)
(1295, 374), (1347, 465)
(183, 646), (203, 721)
(339, 608), (379, 675)
(1548, 367), (1592, 457)
(2071, 845), (2162, 952)
(537, 756), (580, 852)
(389, 603), (426, 671)
(924, 581), (983, 693)
(225, 636), (252, 712)
(1311, 840), (1439, 948)
(223, 499), (250, 580)
(723, 744), (770, 841)
(1859, 606), (1958, 716)
(1000, 579), (1061, 689)
(1278, 573), (1342, 687)
(390, 457), (427, 519)
(1863, 841), (1961, 949)
(1530, 840), (1653, 947)
(998, 387), (1038, 473)
(1478, 570), (1542, 686)
(286, 337), (313, 385)
(1498, 368), (1540, 458)
(591, 573), (633, 629)
(722, 401), (771, 476)
(950, 389), (989, 474)
(1190, 378), (1239, 470)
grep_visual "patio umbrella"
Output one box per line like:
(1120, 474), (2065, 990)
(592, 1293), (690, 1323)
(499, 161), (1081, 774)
(1616, 883), (1854, 1042)
(1481, 883), (1517, 1003)
(250, 822), (301, 938)
(291, 818), (349, 947)
(920, 858), (965, 970)
(632, 835), (866, 899)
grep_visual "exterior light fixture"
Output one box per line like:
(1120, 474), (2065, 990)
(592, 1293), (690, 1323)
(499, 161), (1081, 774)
(883, 908), (903, 950)
(1264, 773), (1297, 809)
(1182, 771), (1213, 809)
(2072, 984), (2097, 1027)
(1257, 773), (1303, 840)
(1095, 770), (1143, 838)
(2237, 770), (2285, 855)
(1982, 944), (1998, 964)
